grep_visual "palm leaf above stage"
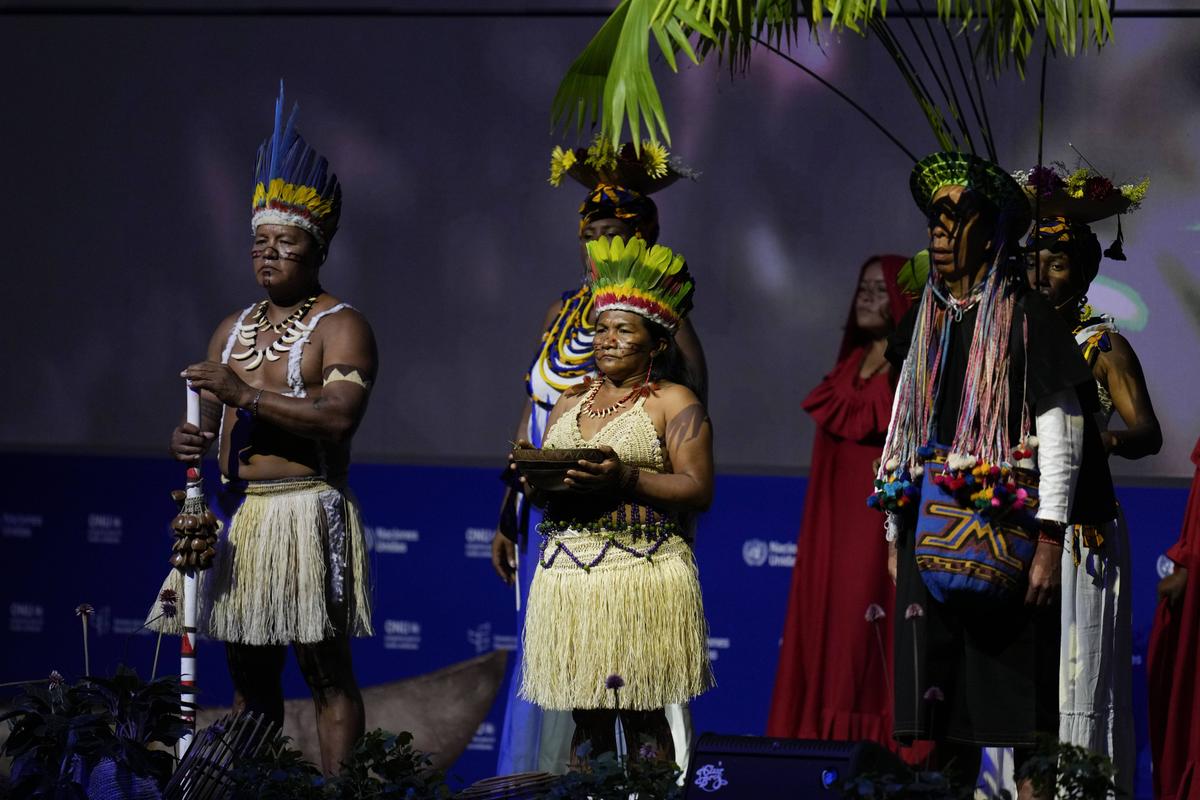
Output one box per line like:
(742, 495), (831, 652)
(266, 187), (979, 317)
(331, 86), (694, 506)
(552, 0), (1113, 151)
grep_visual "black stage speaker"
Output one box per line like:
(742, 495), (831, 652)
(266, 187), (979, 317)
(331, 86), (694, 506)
(683, 733), (907, 798)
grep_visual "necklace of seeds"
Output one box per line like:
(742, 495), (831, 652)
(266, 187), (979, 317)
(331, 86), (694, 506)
(230, 295), (320, 371)
(580, 377), (644, 419)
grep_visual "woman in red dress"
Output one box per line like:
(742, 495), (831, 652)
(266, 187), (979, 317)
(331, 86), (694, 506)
(1148, 435), (1200, 800)
(766, 255), (915, 751)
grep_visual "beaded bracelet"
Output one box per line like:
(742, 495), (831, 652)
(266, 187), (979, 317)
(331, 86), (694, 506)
(251, 389), (265, 418)
(1037, 523), (1066, 546)
(621, 465), (641, 494)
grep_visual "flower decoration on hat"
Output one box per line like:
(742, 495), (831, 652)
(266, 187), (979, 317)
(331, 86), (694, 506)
(1015, 160), (1148, 260)
(548, 135), (696, 194)
(251, 81), (342, 252)
(1012, 161), (1148, 224)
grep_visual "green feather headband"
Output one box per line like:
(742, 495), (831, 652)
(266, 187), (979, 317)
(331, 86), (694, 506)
(586, 236), (694, 333)
(911, 151), (1031, 237)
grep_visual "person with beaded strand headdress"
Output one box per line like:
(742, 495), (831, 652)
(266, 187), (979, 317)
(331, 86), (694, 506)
(151, 84), (375, 775)
(513, 235), (714, 766)
(491, 138), (706, 775)
(875, 152), (1095, 799)
(1017, 164), (1159, 796)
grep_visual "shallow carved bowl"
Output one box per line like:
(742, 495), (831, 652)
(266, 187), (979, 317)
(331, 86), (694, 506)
(511, 447), (607, 493)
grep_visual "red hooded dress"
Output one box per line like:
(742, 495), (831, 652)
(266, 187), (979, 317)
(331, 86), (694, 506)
(766, 256), (921, 757)
(1148, 437), (1200, 800)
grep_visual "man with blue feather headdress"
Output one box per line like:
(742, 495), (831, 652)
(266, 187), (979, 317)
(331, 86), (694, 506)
(157, 84), (377, 774)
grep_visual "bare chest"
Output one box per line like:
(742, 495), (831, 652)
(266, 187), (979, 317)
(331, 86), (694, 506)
(224, 305), (328, 396)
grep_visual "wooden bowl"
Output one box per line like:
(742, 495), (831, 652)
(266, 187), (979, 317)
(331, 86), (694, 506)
(511, 447), (607, 493)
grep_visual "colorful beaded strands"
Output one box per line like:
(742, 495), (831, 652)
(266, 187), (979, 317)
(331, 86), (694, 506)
(526, 285), (596, 407)
(251, 82), (342, 252)
(871, 262), (1031, 519)
(871, 152), (1034, 518)
(870, 280), (942, 513)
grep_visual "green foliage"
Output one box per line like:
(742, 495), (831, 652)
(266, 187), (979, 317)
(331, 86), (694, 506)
(224, 737), (327, 800)
(842, 768), (982, 799)
(551, 0), (1111, 151)
(332, 730), (453, 799)
(224, 729), (452, 800)
(0, 667), (189, 798)
(842, 736), (1119, 799)
(936, 0), (1113, 77)
(551, 0), (797, 149)
(1015, 737), (1119, 800)
(535, 744), (683, 799)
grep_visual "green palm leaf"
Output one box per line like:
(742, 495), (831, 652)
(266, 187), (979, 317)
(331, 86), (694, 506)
(552, 0), (1112, 150)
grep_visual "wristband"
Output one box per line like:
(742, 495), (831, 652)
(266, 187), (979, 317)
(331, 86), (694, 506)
(1037, 520), (1066, 546)
(620, 465), (640, 494)
(251, 389), (265, 418)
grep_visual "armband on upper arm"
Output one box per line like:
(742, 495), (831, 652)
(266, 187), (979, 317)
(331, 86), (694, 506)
(323, 365), (374, 391)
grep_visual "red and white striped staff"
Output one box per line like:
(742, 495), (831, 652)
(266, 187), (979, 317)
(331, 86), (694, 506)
(179, 385), (202, 756)
(172, 383), (219, 758)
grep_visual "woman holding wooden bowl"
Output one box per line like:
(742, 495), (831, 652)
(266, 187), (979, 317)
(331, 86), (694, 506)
(511, 235), (715, 763)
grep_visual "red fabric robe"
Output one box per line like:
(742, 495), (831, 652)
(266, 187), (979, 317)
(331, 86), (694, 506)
(1148, 437), (1200, 800)
(766, 256), (925, 760)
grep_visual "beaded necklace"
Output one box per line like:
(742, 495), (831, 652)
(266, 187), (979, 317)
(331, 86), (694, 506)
(527, 285), (596, 406)
(230, 294), (320, 371)
(580, 377), (646, 419)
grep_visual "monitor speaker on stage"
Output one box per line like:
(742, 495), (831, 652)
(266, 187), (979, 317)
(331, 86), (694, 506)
(683, 733), (906, 798)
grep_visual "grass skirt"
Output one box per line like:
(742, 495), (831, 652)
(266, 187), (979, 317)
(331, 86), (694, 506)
(147, 477), (372, 644)
(519, 529), (714, 711)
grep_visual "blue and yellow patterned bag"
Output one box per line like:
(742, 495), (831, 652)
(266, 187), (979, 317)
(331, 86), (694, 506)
(913, 448), (1040, 604)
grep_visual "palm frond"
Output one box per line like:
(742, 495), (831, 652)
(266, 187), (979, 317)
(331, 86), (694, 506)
(551, 0), (803, 148)
(926, 0), (1112, 75)
(551, 0), (1111, 154)
(551, 0), (636, 138)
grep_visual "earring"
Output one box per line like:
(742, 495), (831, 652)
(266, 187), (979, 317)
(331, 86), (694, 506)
(640, 354), (655, 397)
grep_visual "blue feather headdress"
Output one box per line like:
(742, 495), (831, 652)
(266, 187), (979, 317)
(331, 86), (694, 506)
(251, 82), (342, 251)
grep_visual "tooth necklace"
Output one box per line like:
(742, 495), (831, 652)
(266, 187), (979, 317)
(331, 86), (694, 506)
(230, 294), (320, 371)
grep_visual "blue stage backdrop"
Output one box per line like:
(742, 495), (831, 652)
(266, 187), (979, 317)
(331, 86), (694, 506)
(0, 452), (1189, 796)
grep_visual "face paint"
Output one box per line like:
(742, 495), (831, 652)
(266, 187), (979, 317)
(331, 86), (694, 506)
(854, 261), (892, 335)
(926, 187), (996, 285)
(927, 191), (982, 242)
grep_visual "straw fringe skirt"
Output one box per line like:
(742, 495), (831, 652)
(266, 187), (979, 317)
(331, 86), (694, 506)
(148, 477), (372, 644)
(520, 530), (714, 711)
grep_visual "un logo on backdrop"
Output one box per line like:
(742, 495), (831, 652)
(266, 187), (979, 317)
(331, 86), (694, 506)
(1157, 554), (1176, 579)
(742, 539), (768, 567)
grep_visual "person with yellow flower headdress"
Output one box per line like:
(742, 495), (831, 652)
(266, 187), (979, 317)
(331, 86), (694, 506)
(491, 138), (706, 775)
(1017, 162), (1160, 797)
(511, 235), (714, 766)
(156, 84), (376, 775)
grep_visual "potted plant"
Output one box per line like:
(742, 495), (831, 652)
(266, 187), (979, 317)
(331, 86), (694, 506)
(1, 671), (109, 799)
(82, 666), (190, 799)
(1, 666), (189, 800)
